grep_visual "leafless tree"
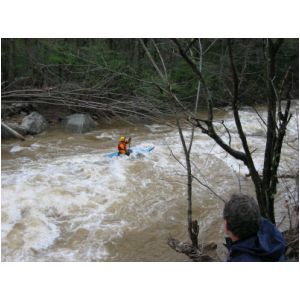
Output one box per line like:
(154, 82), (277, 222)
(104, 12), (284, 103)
(140, 39), (224, 261)
(172, 38), (294, 224)
(141, 38), (297, 261)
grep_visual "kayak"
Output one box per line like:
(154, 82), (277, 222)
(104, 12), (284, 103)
(105, 146), (155, 158)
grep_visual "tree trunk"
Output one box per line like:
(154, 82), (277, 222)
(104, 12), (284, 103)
(262, 38), (285, 224)
(1, 122), (26, 141)
(177, 119), (199, 249)
(1, 39), (9, 86)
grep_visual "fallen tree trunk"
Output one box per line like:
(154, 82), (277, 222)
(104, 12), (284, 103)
(1, 122), (26, 140)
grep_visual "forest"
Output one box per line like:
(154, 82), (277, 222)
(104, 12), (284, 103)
(2, 39), (298, 118)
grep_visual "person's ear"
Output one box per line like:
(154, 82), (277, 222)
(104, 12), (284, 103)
(224, 220), (239, 241)
(224, 219), (229, 235)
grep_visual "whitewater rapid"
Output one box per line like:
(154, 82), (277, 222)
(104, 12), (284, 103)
(1, 101), (298, 261)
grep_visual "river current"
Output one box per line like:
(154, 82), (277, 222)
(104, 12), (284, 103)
(1, 102), (298, 261)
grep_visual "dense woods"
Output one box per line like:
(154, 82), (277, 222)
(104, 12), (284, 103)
(2, 39), (298, 119)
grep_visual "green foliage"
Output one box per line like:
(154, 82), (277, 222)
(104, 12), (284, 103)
(1, 38), (299, 107)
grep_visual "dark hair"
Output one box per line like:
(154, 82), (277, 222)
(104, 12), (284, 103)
(223, 194), (260, 240)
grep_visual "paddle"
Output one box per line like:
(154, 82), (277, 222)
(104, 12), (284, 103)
(127, 137), (132, 154)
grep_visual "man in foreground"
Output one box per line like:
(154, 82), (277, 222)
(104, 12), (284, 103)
(223, 194), (286, 262)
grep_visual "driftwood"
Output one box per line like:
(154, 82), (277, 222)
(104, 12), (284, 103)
(1, 122), (26, 140)
(168, 238), (216, 262)
(1, 88), (164, 123)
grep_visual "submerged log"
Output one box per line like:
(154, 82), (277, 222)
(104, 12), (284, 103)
(1, 122), (26, 140)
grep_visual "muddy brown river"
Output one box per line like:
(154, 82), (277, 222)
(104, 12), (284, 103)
(1, 102), (298, 261)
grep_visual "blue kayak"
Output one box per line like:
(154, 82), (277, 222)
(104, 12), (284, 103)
(105, 146), (155, 158)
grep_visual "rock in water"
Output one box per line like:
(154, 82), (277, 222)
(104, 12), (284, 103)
(21, 112), (47, 135)
(63, 113), (96, 133)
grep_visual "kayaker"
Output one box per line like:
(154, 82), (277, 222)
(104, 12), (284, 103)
(118, 136), (132, 156)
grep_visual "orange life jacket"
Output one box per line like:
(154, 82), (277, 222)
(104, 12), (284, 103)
(118, 141), (127, 154)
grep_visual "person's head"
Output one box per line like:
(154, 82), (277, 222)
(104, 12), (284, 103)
(119, 136), (125, 142)
(223, 194), (260, 241)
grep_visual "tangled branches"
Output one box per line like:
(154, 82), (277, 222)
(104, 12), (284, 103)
(1, 86), (162, 122)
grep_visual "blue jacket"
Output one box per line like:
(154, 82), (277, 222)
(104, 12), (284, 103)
(225, 218), (286, 262)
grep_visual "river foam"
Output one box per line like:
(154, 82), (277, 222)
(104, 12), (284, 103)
(1, 101), (298, 261)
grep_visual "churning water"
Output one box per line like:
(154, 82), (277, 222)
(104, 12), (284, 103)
(1, 101), (298, 261)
